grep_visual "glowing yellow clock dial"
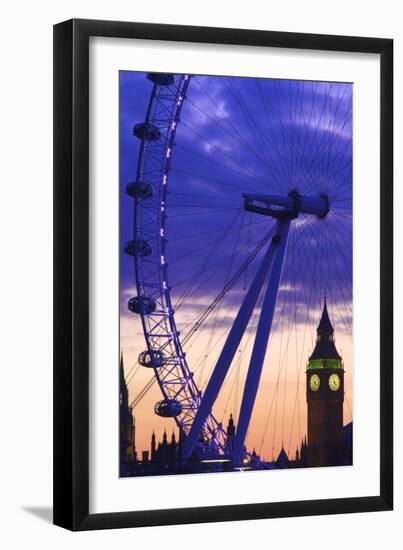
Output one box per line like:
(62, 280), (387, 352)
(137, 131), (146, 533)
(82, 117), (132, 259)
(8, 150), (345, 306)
(328, 373), (341, 391)
(309, 374), (320, 392)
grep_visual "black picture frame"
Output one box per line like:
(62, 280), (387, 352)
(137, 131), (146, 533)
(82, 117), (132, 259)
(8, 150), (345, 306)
(53, 18), (393, 531)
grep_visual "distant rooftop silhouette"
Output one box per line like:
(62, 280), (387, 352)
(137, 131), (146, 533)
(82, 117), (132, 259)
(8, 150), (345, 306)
(276, 446), (289, 468)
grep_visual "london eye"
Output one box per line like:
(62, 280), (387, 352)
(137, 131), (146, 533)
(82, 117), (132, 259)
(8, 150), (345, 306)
(121, 71), (352, 468)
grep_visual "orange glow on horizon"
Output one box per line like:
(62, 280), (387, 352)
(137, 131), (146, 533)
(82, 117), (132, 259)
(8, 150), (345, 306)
(120, 303), (353, 463)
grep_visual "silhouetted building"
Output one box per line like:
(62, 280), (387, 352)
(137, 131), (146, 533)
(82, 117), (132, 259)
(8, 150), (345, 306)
(153, 429), (179, 466)
(133, 427), (186, 475)
(306, 298), (345, 467)
(151, 430), (156, 460)
(120, 353), (136, 476)
(300, 436), (309, 467)
(343, 421), (353, 465)
(226, 413), (236, 454)
(142, 450), (149, 462)
(276, 446), (289, 468)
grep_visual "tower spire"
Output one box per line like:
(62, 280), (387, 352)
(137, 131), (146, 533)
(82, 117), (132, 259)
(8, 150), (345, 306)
(317, 296), (333, 336)
(227, 413), (236, 437)
(120, 351), (128, 402)
(309, 298), (341, 361)
(120, 350), (124, 377)
(151, 429), (156, 460)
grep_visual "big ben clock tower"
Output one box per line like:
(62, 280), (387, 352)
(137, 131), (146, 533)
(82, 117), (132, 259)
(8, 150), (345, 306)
(306, 298), (344, 467)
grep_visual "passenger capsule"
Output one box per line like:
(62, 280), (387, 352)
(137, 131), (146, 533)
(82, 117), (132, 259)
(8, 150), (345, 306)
(124, 239), (152, 257)
(125, 181), (154, 200)
(138, 350), (165, 368)
(128, 296), (156, 315)
(147, 73), (174, 86)
(133, 122), (161, 142)
(154, 399), (183, 418)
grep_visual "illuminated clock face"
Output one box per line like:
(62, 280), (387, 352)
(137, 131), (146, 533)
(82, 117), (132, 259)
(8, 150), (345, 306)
(309, 374), (320, 392)
(328, 373), (341, 391)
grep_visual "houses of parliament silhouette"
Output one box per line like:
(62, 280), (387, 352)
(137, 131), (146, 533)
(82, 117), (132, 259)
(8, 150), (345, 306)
(120, 299), (352, 477)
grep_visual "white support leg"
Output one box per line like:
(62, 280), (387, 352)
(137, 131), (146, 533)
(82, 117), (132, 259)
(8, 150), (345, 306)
(232, 219), (291, 463)
(182, 228), (280, 459)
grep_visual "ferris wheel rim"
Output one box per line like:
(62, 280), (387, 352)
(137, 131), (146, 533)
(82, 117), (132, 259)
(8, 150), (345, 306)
(129, 73), (227, 455)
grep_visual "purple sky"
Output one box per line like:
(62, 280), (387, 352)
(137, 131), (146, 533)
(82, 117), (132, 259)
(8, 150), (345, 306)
(120, 72), (352, 330)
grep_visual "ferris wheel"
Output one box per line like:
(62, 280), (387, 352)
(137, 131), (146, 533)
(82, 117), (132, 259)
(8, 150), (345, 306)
(123, 72), (352, 465)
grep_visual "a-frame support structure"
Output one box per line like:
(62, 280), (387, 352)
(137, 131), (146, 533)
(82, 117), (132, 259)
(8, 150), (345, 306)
(181, 192), (329, 463)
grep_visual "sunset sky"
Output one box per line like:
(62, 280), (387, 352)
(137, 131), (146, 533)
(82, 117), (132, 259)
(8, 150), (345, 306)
(119, 72), (352, 462)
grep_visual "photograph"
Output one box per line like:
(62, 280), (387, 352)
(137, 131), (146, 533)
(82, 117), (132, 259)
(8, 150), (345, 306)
(119, 71), (353, 478)
(0, 0), (395, 542)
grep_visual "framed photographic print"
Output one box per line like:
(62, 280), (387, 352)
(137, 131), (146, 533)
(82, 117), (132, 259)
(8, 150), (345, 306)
(53, 19), (393, 530)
